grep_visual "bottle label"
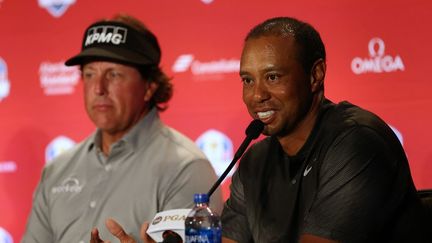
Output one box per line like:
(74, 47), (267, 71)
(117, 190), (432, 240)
(185, 228), (221, 243)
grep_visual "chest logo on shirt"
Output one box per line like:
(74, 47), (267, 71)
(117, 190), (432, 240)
(303, 165), (313, 177)
(51, 177), (83, 194)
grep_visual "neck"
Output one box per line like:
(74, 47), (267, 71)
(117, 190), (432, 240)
(99, 108), (150, 156)
(100, 132), (123, 156)
(278, 94), (323, 156)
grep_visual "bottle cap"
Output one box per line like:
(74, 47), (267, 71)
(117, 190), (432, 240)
(193, 193), (209, 204)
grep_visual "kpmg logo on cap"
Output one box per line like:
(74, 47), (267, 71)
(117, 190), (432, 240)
(0, 227), (13, 243)
(39, 61), (80, 95)
(172, 54), (239, 80)
(196, 129), (234, 177)
(0, 57), (11, 102)
(351, 38), (405, 74)
(85, 25), (127, 47)
(45, 136), (76, 164)
(38, 0), (76, 18)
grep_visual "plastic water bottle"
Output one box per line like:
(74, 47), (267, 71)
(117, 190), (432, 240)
(185, 193), (221, 243)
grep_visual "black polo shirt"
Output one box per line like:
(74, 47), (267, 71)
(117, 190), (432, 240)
(221, 100), (431, 243)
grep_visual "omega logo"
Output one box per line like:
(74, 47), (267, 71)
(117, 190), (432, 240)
(351, 37), (405, 75)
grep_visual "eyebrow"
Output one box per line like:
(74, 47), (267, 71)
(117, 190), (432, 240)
(239, 70), (248, 76)
(239, 65), (279, 76)
(82, 65), (96, 71)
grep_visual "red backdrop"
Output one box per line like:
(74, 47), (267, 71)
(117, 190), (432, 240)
(0, 0), (431, 241)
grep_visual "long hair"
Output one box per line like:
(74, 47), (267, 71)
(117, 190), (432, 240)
(111, 13), (173, 111)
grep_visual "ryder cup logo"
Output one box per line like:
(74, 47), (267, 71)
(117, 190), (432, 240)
(85, 25), (127, 47)
(196, 129), (233, 177)
(38, 0), (76, 18)
(0, 58), (10, 102)
(0, 227), (13, 243)
(351, 38), (405, 74)
(45, 136), (76, 164)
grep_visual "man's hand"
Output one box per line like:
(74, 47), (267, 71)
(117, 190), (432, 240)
(140, 222), (156, 243)
(90, 227), (106, 243)
(90, 218), (156, 243)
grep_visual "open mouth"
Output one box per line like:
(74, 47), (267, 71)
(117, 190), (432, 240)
(257, 110), (274, 119)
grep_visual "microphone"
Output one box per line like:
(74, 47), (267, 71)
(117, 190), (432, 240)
(207, 119), (264, 197)
(161, 230), (183, 243)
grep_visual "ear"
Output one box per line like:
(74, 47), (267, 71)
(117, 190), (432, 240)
(144, 82), (159, 102)
(310, 58), (326, 93)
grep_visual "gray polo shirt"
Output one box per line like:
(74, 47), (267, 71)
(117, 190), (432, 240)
(22, 109), (222, 243)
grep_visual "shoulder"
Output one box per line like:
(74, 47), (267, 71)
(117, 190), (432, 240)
(318, 124), (407, 190)
(243, 137), (273, 157)
(240, 137), (273, 167)
(328, 126), (392, 160)
(147, 124), (214, 178)
(319, 101), (402, 153)
(42, 135), (93, 181)
(328, 101), (396, 135)
(315, 101), (408, 179)
(238, 136), (278, 179)
(157, 125), (207, 161)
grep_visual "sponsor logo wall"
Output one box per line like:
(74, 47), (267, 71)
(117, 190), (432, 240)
(0, 0), (431, 241)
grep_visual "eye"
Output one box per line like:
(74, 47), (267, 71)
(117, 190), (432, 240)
(267, 73), (280, 82)
(108, 71), (118, 78)
(82, 70), (95, 80)
(241, 76), (254, 85)
(106, 70), (123, 80)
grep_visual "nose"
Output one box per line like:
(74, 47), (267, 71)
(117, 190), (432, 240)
(93, 75), (107, 96)
(252, 80), (270, 102)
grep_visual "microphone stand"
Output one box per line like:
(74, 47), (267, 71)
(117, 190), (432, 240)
(207, 119), (264, 197)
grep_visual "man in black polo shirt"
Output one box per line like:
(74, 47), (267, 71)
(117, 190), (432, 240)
(221, 17), (431, 243)
(88, 16), (431, 243)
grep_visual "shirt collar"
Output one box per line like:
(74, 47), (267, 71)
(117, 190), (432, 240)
(87, 108), (161, 153)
